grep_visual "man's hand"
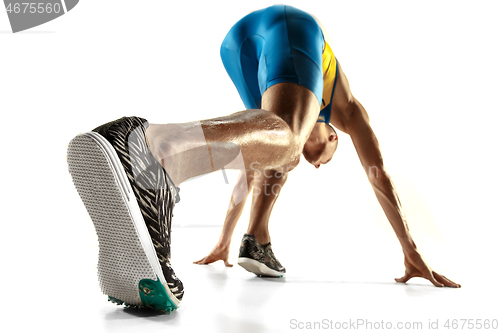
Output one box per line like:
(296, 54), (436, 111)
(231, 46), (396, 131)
(193, 244), (233, 267)
(395, 251), (461, 288)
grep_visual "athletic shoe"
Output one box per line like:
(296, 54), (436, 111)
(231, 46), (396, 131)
(67, 116), (183, 313)
(237, 234), (286, 277)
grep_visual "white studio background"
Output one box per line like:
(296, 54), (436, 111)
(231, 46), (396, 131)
(1, 0), (499, 332)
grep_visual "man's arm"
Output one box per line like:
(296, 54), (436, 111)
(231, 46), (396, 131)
(330, 61), (460, 287)
(344, 98), (416, 249)
(343, 99), (459, 287)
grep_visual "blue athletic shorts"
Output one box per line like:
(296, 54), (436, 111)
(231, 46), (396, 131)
(220, 5), (325, 110)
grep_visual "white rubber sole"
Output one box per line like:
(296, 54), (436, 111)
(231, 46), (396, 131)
(67, 132), (180, 310)
(237, 258), (285, 278)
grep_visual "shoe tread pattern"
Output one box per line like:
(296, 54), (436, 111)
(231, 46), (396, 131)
(67, 134), (156, 305)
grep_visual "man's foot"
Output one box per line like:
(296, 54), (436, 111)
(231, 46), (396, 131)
(237, 234), (286, 277)
(67, 116), (183, 313)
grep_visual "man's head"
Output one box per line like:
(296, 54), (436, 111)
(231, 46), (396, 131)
(303, 122), (338, 169)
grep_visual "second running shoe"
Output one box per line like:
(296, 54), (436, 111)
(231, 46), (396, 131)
(67, 116), (183, 313)
(237, 234), (286, 277)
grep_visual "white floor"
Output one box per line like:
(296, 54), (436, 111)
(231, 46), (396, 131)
(5, 218), (496, 333)
(4, 171), (497, 333)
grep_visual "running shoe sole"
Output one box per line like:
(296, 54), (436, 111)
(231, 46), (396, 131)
(237, 258), (285, 278)
(67, 132), (179, 313)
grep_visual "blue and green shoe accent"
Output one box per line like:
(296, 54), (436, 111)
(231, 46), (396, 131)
(107, 276), (179, 314)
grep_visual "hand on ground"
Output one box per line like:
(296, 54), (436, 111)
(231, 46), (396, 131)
(395, 251), (461, 288)
(193, 244), (233, 267)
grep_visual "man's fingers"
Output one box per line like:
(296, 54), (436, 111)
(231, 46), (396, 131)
(427, 272), (445, 287)
(434, 272), (461, 288)
(194, 255), (232, 266)
(395, 271), (460, 288)
(193, 257), (211, 265)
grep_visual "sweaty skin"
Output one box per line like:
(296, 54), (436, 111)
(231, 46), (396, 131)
(147, 82), (319, 185)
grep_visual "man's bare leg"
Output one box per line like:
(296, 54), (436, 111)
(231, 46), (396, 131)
(237, 170), (289, 277)
(146, 83), (320, 186)
(246, 170), (288, 245)
(193, 168), (288, 265)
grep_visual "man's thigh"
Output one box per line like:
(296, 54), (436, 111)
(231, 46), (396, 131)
(262, 82), (320, 143)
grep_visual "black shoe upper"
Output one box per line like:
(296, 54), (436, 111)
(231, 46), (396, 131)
(239, 234), (286, 273)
